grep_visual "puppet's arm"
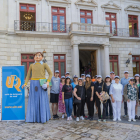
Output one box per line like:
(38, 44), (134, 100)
(44, 63), (53, 82)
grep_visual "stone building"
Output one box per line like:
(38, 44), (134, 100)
(0, 0), (140, 83)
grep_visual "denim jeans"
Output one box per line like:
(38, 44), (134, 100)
(64, 97), (73, 117)
(106, 99), (113, 116)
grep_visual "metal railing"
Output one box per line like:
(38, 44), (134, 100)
(14, 20), (70, 33)
(111, 28), (140, 37)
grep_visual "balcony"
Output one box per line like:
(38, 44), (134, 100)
(14, 20), (70, 37)
(69, 22), (111, 36)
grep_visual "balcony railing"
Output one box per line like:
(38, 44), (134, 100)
(14, 20), (70, 33)
(69, 22), (110, 34)
(111, 28), (140, 37)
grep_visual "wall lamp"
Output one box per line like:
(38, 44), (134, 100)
(42, 49), (47, 63)
(126, 52), (132, 67)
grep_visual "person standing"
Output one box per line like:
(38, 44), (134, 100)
(104, 75), (113, 119)
(110, 71), (115, 84)
(110, 76), (123, 121)
(65, 72), (73, 83)
(121, 71), (130, 118)
(62, 76), (73, 121)
(85, 74), (94, 120)
(134, 74), (140, 119)
(94, 75), (107, 122)
(123, 77), (139, 122)
(71, 75), (78, 118)
(50, 70), (61, 119)
(73, 78), (86, 121)
(58, 76), (66, 119)
(22, 52), (52, 123)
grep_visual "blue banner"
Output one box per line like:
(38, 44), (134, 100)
(2, 66), (25, 121)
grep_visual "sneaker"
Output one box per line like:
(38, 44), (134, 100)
(118, 119), (121, 121)
(103, 119), (106, 122)
(135, 115), (138, 119)
(89, 117), (93, 121)
(80, 116), (85, 120)
(86, 116), (91, 120)
(67, 117), (70, 121)
(128, 119), (131, 122)
(123, 115), (127, 118)
(98, 119), (101, 122)
(113, 119), (116, 121)
(55, 114), (59, 119)
(132, 119), (136, 122)
(76, 117), (79, 122)
(62, 114), (65, 119)
(53, 115), (56, 119)
(69, 116), (73, 121)
(138, 116), (140, 120)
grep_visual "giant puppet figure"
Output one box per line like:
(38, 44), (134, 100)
(22, 52), (52, 123)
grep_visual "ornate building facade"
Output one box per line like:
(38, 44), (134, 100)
(0, 0), (140, 82)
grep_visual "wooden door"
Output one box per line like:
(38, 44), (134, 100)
(91, 51), (97, 77)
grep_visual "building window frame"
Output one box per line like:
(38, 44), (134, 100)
(109, 55), (119, 76)
(105, 12), (117, 35)
(53, 54), (66, 77)
(51, 7), (66, 33)
(21, 54), (34, 78)
(128, 15), (139, 37)
(132, 55), (140, 75)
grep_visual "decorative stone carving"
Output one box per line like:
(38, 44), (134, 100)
(101, 0), (121, 10)
(46, 0), (71, 6)
(125, 5), (140, 12)
(75, 0), (97, 7)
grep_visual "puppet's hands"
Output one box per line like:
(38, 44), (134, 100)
(46, 81), (49, 88)
(22, 84), (26, 89)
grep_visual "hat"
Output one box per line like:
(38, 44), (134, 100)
(115, 76), (120, 79)
(110, 71), (115, 74)
(86, 74), (91, 78)
(81, 74), (85, 76)
(61, 76), (65, 79)
(73, 75), (78, 78)
(124, 71), (129, 74)
(97, 75), (102, 78)
(135, 74), (139, 77)
(78, 78), (83, 80)
(65, 72), (70, 75)
(66, 76), (70, 79)
(129, 77), (134, 80)
(106, 75), (110, 78)
(55, 70), (59, 73)
(94, 75), (97, 78)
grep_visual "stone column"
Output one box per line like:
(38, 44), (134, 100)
(104, 45), (110, 77)
(73, 44), (79, 77)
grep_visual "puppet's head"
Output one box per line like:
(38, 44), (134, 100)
(34, 52), (43, 62)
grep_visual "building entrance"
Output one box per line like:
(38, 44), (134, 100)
(79, 50), (97, 78)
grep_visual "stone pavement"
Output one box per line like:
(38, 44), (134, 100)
(1, 97), (140, 140)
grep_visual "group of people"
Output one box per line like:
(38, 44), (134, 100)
(50, 70), (140, 122)
(22, 52), (140, 123)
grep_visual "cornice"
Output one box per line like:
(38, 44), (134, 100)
(125, 5), (140, 12)
(101, 0), (121, 10)
(46, 0), (71, 6)
(75, 0), (98, 8)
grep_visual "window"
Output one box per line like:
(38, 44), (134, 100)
(20, 4), (36, 31)
(53, 54), (66, 77)
(21, 54), (34, 78)
(52, 7), (66, 32)
(129, 15), (138, 37)
(80, 10), (92, 24)
(109, 55), (119, 75)
(132, 56), (140, 75)
(106, 13), (117, 35)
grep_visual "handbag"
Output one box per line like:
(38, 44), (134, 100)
(74, 86), (83, 104)
(100, 82), (110, 102)
(39, 79), (52, 86)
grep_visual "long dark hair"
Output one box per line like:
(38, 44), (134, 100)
(65, 78), (71, 85)
(85, 77), (92, 90)
(134, 76), (140, 84)
(104, 77), (112, 83)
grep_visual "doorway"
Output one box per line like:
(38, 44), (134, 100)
(79, 50), (97, 78)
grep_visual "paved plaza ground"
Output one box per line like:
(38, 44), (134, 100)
(1, 97), (140, 140)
